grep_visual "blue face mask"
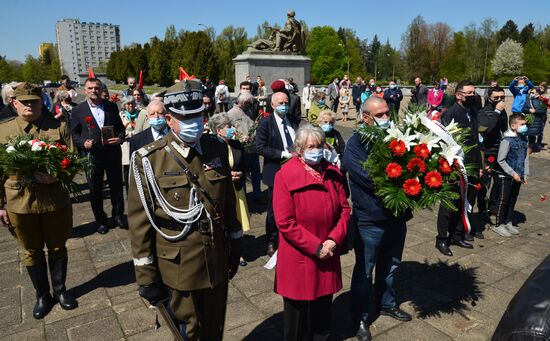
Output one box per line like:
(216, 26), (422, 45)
(149, 117), (167, 132)
(374, 117), (391, 130)
(276, 104), (289, 117)
(303, 148), (324, 165)
(318, 100), (326, 106)
(517, 85), (525, 89)
(225, 127), (236, 140)
(321, 123), (333, 133)
(178, 116), (204, 144)
(517, 125), (528, 134)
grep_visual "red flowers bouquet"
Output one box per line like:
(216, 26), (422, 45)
(358, 111), (469, 216)
(0, 135), (88, 192)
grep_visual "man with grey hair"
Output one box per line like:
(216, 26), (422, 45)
(256, 91), (298, 256)
(343, 96), (412, 341)
(129, 100), (170, 157)
(0, 82), (18, 121)
(227, 92), (255, 141)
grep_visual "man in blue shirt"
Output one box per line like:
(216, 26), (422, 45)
(343, 96), (412, 341)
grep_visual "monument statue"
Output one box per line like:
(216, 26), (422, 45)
(248, 10), (305, 54)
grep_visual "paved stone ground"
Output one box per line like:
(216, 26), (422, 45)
(1, 99), (550, 340)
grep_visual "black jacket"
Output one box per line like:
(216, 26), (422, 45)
(492, 255), (550, 341)
(129, 128), (154, 157)
(255, 113), (298, 187)
(70, 100), (125, 164)
(478, 103), (508, 157)
(441, 103), (482, 169)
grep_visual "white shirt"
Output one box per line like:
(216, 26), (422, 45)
(87, 101), (105, 128)
(151, 126), (169, 141)
(273, 113), (295, 154)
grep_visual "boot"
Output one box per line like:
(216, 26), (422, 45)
(26, 262), (54, 319)
(49, 257), (77, 310)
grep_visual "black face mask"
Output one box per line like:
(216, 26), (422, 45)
(463, 95), (477, 108)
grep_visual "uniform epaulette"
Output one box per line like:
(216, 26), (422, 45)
(137, 138), (167, 157)
(0, 116), (16, 124)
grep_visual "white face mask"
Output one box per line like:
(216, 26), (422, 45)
(177, 116), (204, 144)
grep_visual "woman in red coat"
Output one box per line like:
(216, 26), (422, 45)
(273, 124), (350, 340)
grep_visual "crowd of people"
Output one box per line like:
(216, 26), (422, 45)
(0, 70), (548, 340)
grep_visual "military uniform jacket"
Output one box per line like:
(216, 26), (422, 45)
(0, 115), (73, 213)
(128, 131), (242, 291)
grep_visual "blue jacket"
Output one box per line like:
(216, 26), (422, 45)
(343, 133), (409, 223)
(509, 79), (535, 97)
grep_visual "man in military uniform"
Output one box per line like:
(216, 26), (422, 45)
(0, 83), (77, 319)
(128, 79), (243, 340)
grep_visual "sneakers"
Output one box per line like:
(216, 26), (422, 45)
(491, 224), (512, 237)
(505, 222), (520, 235)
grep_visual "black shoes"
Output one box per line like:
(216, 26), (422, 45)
(266, 243), (276, 257)
(473, 231), (485, 239)
(355, 320), (372, 341)
(436, 241), (453, 256)
(113, 215), (128, 229)
(380, 306), (413, 322)
(26, 263), (53, 319)
(97, 224), (109, 234)
(464, 233), (474, 241)
(50, 257), (77, 310)
(451, 239), (474, 249)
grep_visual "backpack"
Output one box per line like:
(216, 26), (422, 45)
(511, 91), (526, 113)
(218, 87), (226, 101)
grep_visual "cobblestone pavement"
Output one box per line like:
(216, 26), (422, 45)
(1, 105), (549, 340)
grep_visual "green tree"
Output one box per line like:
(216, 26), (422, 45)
(401, 16), (431, 81)
(213, 26), (248, 88)
(148, 37), (172, 86)
(519, 23), (535, 45)
(479, 18), (498, 83)
(491, 39), (523, 80)
(21, 55), (43, 83)
(523, 40), (549, 83)
(306, 26), (345, 84)
(336, 28), (365, 79)
(439, 32), (467, 81)
(497, 20), (520, 44)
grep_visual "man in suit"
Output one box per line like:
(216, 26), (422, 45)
(256, 91), (298, 256)
(129, 100), (170, 156)
(265, 80), (302, 126)
(71, 78), (126, 234)
(327, 77), (340, 113)
(436, 81), (483, 256)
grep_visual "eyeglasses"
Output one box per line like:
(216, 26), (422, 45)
(459, 91), (475, 96)
(490, 96), (505, 100)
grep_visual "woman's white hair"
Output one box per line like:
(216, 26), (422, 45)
(294, 124), (325, 154)
(1, 82), (19, 105)
(120, 95), (135, 107)
(316, 109), (336, 124)
(208, 113), (231, 132)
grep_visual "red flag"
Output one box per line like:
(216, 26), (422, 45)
(138, 70), (144, 89)
(88, 67), (96, 78)
(179, 67), (196, 81)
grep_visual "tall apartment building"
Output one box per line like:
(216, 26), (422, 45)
(55, 18), (120, 81)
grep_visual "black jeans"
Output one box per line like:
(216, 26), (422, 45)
(494, 176), (522, 225)
(87, 161), (124, 225)
(266, 186), (278, 246)
(283, 295), (332, 341)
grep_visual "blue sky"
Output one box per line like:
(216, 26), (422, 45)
(2, 0), (550, 62)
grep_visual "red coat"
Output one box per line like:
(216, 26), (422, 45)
(273, 157), (350, 300)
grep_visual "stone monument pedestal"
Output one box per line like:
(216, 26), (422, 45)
(233, 51), (311, 90)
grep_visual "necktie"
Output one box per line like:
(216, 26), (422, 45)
(283, 121), (293, 148)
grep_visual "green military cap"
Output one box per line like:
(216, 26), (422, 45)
(160, 79), (204, 116)
(13, 82), (42, 101)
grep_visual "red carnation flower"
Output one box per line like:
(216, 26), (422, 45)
(385, 163), (403, 179)
(85, 116), (93, 124)
(389, 139), (406, 157)
(438, 159), (452, 174)
(487, 156), (495, 163)
(61, 158), (71, 170)
(474, 183), (482, 190)
(424, 171), (443, 189)
(541, 194), (548, 202)
(413, 143), (431, 159)
(403, 178), (422, 196)
(407, 157), (427, 173)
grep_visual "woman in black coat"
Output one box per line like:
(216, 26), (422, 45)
(523, 88), (548, 152)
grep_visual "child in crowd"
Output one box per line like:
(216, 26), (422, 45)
(492, 114), (529, 237)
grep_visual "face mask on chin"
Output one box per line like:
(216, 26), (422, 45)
(177, 116), (204, 144)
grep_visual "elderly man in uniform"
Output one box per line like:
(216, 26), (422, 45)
(128, 79), (243, 340)
(0, 83), (77, 319)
